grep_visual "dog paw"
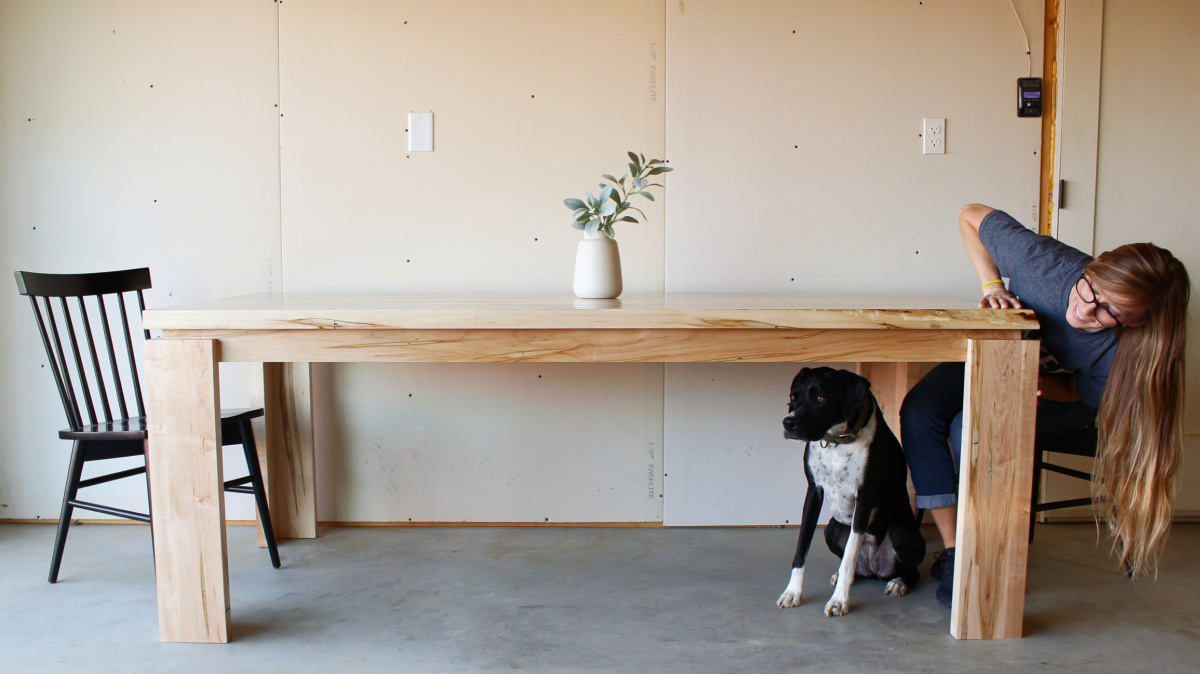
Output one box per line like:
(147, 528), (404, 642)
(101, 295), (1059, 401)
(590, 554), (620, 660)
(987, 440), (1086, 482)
(830, 572), (839, 587)
(824, 596), (850, 617)
(777, 589), (803, 609)
(885, 578), (908, 597)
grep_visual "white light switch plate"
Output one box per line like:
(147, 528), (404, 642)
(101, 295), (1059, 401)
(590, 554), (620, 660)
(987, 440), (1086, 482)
(409, 112), (433, 152)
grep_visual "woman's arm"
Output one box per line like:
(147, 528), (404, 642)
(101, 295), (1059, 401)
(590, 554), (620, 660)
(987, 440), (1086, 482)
(959, 204), (1023, 309)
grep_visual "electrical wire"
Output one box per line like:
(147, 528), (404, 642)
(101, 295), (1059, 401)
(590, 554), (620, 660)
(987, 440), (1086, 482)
(1009, 0), (1033, 76)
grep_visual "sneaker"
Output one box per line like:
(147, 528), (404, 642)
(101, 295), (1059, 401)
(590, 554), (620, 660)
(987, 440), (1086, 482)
(930, 547), (953, 581)
(933, 547), (955, 608)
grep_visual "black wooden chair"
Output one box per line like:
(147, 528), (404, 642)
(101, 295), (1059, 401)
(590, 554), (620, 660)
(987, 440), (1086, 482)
(15, 268), (280, 582)
(1030, 426), (1098, 542)
(911, 427), (1098, 543)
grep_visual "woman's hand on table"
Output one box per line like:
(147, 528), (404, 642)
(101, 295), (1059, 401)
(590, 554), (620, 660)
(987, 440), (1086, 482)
(979, 287), (1022, 309)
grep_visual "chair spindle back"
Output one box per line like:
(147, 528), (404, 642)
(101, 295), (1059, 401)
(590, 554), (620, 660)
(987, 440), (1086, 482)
(15, 268), (152, 431)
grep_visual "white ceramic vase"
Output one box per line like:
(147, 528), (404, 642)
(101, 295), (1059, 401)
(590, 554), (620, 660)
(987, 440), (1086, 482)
(573, 231), (623, 299)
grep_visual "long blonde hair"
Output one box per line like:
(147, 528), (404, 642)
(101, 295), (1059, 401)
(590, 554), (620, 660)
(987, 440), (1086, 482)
(1089, 243), (1190, 577)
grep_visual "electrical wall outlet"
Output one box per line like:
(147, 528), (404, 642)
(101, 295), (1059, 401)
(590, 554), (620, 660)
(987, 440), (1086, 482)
(923, 118), (945, 155)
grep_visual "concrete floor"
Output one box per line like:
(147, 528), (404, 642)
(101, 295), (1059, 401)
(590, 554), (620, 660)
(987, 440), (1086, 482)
(1, 522), (1197, 673)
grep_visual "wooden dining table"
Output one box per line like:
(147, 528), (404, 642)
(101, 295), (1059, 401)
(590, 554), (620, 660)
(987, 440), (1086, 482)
(141, 292), (1040, 643)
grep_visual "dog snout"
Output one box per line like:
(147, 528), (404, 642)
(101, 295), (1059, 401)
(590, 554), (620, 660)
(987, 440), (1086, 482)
(782, 414), (800, 438)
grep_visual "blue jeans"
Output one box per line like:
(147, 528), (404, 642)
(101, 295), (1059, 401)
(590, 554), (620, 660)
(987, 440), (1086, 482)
(899, 362), (1098, 510)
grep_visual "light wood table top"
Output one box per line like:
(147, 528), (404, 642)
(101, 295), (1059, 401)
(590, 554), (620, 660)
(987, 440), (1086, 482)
(143, 292), (1038, 332)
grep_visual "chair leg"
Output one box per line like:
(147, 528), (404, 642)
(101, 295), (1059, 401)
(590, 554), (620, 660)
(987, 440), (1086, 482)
(238, 420), (281, 568)
(1029, 451), (1043, 544)
(143, 440), (156, 573)
(49, 440), (88, 583)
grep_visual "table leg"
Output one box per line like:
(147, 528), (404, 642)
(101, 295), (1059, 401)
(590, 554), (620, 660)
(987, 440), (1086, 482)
(855, 362), (922, 434)
(145, 338), (230, 643)
(259, 362), (317, 539)
(951, 339), (1039, 639)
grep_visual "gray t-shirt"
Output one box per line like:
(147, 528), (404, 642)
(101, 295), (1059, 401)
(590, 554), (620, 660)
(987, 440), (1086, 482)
(979, 209), (1117, 408)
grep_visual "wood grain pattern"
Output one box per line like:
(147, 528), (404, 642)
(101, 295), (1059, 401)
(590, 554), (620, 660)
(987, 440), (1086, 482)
(263, 362), (317, 539)
(145, 338), (230, 643)
(951, 339), (1039, 640)
(162, 328), (1021, 364)
(144, 292), (1037, 332)
(856, 362), (922, 435)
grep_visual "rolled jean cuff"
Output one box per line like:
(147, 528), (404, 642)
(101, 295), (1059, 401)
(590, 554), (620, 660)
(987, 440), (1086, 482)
(915, 493), (958, 510)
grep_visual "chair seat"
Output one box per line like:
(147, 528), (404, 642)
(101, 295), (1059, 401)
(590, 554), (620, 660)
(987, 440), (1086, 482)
(59, 407), (265, 442)
(1035, 427), (1099, 458)
(59, 418), (147, 442)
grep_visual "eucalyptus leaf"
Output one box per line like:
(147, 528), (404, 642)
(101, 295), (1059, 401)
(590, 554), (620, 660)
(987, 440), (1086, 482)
(566, 151), (671, 237)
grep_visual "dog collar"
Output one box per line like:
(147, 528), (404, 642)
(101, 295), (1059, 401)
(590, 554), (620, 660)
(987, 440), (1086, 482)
(821, 397), (874, 446)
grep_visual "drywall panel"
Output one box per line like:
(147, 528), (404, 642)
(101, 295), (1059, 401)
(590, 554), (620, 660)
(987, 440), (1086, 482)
(662, 0), (1045, 524)
(1091, 0), (1200, 517)
(279, 1), (668, 522)
(666, 0), (1045, 295)
(1051, 0), (1104, 254)
(313, 363), (663, 523)
(0, 0), (281, 520)
(279, 0), (666, 294)
(664, 362), (856, 527)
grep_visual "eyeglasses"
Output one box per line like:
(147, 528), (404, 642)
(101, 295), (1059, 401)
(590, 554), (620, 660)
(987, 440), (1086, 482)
(1075, 274), (1124, 328)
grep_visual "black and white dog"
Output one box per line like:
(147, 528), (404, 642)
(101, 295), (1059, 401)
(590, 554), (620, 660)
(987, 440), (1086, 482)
(777, 367), (925, 616)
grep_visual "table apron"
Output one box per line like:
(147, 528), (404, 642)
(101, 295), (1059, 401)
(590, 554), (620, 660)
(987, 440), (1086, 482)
(161, 328), (1023, 363)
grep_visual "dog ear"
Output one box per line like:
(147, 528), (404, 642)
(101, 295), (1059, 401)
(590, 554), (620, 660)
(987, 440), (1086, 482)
(839, 370), (872, 420)
(791, 367), (812, 388)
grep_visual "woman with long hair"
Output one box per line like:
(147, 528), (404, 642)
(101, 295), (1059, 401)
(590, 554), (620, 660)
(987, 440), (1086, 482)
(900, 203), (1191, 608)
